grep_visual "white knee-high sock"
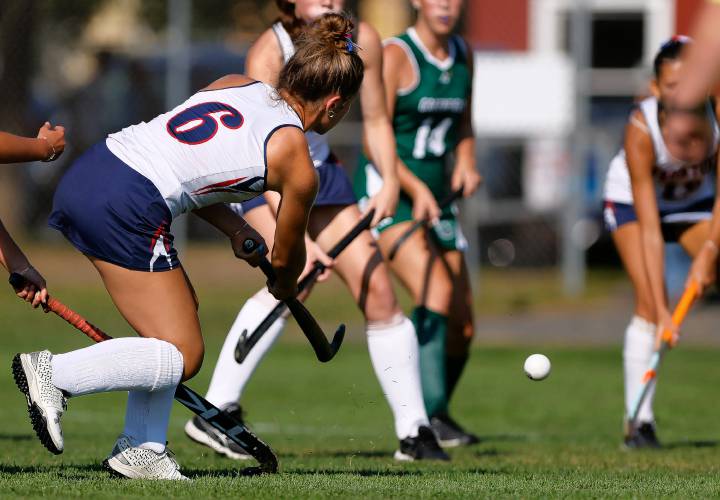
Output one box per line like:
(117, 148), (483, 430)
(205, 291), (287, 408)
(623, 315), (657, 423)
(366, 314), (429, 439)
(123, 387), (176, 453)
(51, 337), (184, 397)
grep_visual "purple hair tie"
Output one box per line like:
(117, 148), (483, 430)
(345, 33), (354, 53)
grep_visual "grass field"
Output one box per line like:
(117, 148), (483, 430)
(1, 252), (719, 498)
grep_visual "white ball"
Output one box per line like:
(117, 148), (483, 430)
(524, 353), (551, 381)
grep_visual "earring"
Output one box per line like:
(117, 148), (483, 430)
(328, 110), (336, 119)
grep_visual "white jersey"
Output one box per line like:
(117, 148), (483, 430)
(604, 96), (719, 213)
(272, 22), (331, 166)
(106, 81), (302, 218)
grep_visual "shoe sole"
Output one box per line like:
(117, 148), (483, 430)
(184, 419), (251, 460)
(437, 436), (480, 448)
(12, 354), (62, 455)
(437, 437), (463, 448)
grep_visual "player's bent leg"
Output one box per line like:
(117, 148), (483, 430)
(44, 257), (198, 478)
(678, 219), (711, 257)
(612, 223), (661, 448)
(310, 205), (447, 461)
(379, 223), (452, 419)
(432, 250), (480, 447)
(90, 257), (204, 380)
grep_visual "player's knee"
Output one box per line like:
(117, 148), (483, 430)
(362, 275), (400, 322)
(179, 342), (205, 381)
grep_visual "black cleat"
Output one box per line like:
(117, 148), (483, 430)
(394, 425), (450, 461)
(624, 422), (661, 449)
(184, 403), (252, 460)
(430, 414), (480, 448)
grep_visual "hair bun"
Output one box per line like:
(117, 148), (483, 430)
(305, 13), (355, 52)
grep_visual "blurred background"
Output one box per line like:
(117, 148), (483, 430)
(0, 0), (714, 326)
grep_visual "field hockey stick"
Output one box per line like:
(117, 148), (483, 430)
(8, 273), (279, 475)
(626, 280), (699, 432)
(387, 187), (464, 261)
(234, 210), (374, 363)
(241, 240), (345, 363)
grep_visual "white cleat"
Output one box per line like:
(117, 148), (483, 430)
(12, 351), (67, 455)
(104, 435), (188, 480)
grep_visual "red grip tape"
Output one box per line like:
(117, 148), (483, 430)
(48, 297), (112, 343)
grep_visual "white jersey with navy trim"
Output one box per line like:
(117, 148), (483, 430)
(272, 21), (331, 167)
(604, 96), (719, 211)
(106, 81), (302, 218)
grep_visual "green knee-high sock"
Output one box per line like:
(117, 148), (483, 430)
(412, 306), (448, 418)
(445, 354), (469, 403)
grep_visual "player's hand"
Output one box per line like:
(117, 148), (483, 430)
(230, 223), (267, 267)
(300, 237), (333, 283)
(410, 184), (440, 225)
(364, 177), (399, 227)
(451, 165), (482, 198)
(654, 308), (679, 349)
(687, 240), (719, 296)
(12, 264), (49, 311)
(37, 122), (65, 162)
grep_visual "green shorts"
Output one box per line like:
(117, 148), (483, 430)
(353, 161), (467, 252)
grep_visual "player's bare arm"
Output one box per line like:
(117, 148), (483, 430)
(246, 28), (285, 86)
(357, 21), (400, 225)
(382, 37), (441, 223)
(265, 126), (318, 299)
(626, 110), (675, 342)
(0, 123), (65, 163)
(451, 37), (481, 198)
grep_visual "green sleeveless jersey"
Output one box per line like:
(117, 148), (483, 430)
(357, 28), (471, 200)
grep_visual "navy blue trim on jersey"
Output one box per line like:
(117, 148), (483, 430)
(263, 123), (304, 190)
(239, 154), (356, 214)
(48, 142), (180, 272)
(197, 80), (262, 92)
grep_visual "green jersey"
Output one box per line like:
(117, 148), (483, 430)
(356, 28), (471, 201)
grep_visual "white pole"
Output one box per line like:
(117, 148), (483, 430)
(562, 0), (591, 296)
(166, 0), (192, 252)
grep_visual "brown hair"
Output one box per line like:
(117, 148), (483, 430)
(275, 0), (305, 41)
(278, 13), (364, 103)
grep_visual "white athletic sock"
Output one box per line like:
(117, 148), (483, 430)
(366, 314), (429, 440)
(623, 315), (657, 423)
(123, 391), (149, 445)
(123, 388), (176, 453)
(51, 337), (184, 397)
(205, 292), (286, 408)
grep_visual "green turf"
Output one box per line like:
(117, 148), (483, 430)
(1, 284), (719, 498)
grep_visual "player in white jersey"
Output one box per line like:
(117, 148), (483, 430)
(187, 0), (449, 462)
(11, 14), (364, 480)
(603, 37), (720, 448)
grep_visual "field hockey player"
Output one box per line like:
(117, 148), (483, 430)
(188, 0), (448, 463)
(602, 36), (720, 448)
(11, 13), (364, 480)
